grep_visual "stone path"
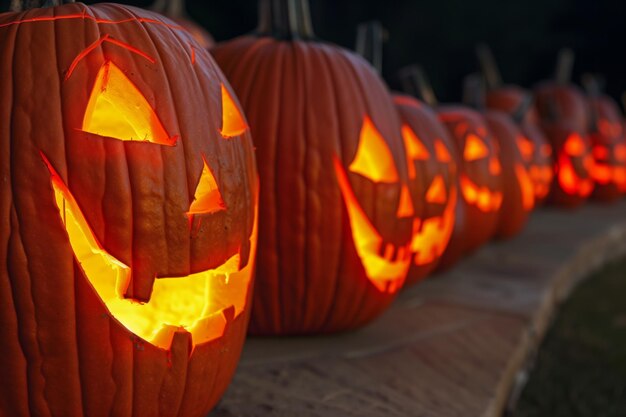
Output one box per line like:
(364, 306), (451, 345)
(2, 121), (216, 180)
(212, 201), (626, 417)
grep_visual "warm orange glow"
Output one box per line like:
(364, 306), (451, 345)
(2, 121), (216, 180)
(82, 61), (174, 146)
(43, 154), (256, 350)
(396, 184), (415, 218)
(557, 152), (594, 197)
(516, 136), (534, 161)
(220, 84), (248, 138)
(564, 133), (585, 156)
(615, 144), (626, 162)
(425, 175), (447, 204)
(529, 166), (553, 200)
(541, 144), (552, 157)
(593, 145), (609, 160)
(515, 163), (535, 210)
(434, 139), (452, 163)
(464, 134), (489, 161)
(334, 157), (410, 293)
(402, 125), (430, 179)
(460, 175), (503, 212)
(591, 163), (613, 184)
(349, 117), (400, 184)
(598, 119), (623, 138)
(489, 157), (502, 176)
(410, 187), (457, 266)
(187, 157), (226, 216)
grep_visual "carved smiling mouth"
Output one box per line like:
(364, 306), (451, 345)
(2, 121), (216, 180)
(333, 157), (411, 293)
(42, 153), (256, 351)
(460, 175), (503, 212)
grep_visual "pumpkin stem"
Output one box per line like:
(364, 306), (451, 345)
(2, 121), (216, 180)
(581, 73), (603, 97)
(150, 0), (186, 19)
(10, 0), (74, 12)
(355, 21), (386, 75)
(475, 43), (502, 90)
(257, 0), (315, 40)
(554, 48), (574, 85)
(462, 73), (485, 110)
(397, 65), (438, 106)
(511, 93), (534, 124)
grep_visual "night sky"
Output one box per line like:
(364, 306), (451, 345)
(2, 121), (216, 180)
(2, 0), (626, 106)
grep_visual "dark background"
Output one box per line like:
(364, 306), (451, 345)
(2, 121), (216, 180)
(3, 1), (626, 106)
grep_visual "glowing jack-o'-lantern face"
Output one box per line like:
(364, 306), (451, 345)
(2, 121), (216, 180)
(517, 131), (554, 201)
(334, 116), (411, 293)
(555, 132), (595, 198)
(393, 96), (457, 283)
(39, 32), (257, 351)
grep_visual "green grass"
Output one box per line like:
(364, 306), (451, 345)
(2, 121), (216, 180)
(512, 259), (626, 417)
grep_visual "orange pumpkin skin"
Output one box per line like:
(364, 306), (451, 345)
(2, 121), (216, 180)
(393, 95), (458, 284)
(534, 83), (590, 132)
(213, 12), (413, 335)
(484, 87), (554, 205)
(484, 111), (534, 239)
(437, 107), (504, 257)
(587, 95), (626, 200)
(0, 4), (258, 417)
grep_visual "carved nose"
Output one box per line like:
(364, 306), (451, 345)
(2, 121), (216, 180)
(425, 175), (447, 204)
(396, 184), (415, 218)
(489, 157), (501, 175)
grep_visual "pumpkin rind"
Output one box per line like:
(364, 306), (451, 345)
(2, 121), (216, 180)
(0, 4), (257, 416)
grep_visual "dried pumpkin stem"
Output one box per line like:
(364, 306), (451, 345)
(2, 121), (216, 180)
(555, 48), (574, 85)
(462, 73), (485, 110)
(257, 0), (315, 40)
(398, 65), (438, 106)
(150, 0), (186, 18)
(355, 21), (385, 75)
(476, 43), (502, 90)
(10, 0), (74, 12)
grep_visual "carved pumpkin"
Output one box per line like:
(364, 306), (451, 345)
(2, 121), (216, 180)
(354, 23), (457, 285)
(394, 96), (458, 284)
(484, 111), (534, 238)
(476, 45), (554, 205)
(582, 77), (626, 200)
(438, 108), (503, 253)
(213, 0), (412, 334)
(534, 49), (594, 206)
(0, 3), (258, 417)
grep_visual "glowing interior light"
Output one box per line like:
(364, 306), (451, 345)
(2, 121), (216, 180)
(334, 157), (409, 293)
(396, 184), (415, 218)
(592, 163), (612, 184)
(220, 84), (248, 138)
(410, 187), (457, 266)
(615, 144), (626, 162)
(530, 166), (553, 199)
(187, 157), (226, 216)
(564, 133), (585, 156)
(593, 145), (609, 160)
(516, 136), (534, 160)
(402, 125), (430, 179)
(557, 152), (594, 197)
(463, 134), (489, 161)
(82, 61), (174, 146)
(434, 139), (452, 162)
(42, 153), (256, 350)
(349, 116), (400, 184)
(514, 164), (535, 210)
(425, 175), (447, 204)
(460, 176), (503, 212)
(489, 157), (502, 176)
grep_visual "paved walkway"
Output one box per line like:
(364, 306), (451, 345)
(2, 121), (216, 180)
(212, 201), (626, 417)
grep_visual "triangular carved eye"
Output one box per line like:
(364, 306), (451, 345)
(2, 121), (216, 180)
(82, 61), (174, 146)
(564, 133), (586, 156)
(434, 139), (452, 163)
(187, 157), (226, 216)
(349, 116), (400, 183)
(425, 175), (447, 204)
(220, 84), (248, 138)
(516, 136), (534, 160)
(463, 133), (489, 161)
(402, 125), (430, 180)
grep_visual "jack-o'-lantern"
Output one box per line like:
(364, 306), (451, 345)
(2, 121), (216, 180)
(476, 44), (554, 204)
(484, 111), (534, 238)
(582, 76), (626, 200)
(0, 3), (258, 417)
(534, 49), (594, 206)
(213, 0), (412, 335)
(438, 108), (503, 253)
(354, 22), (457, 285)
(394, 96), (458, 284)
